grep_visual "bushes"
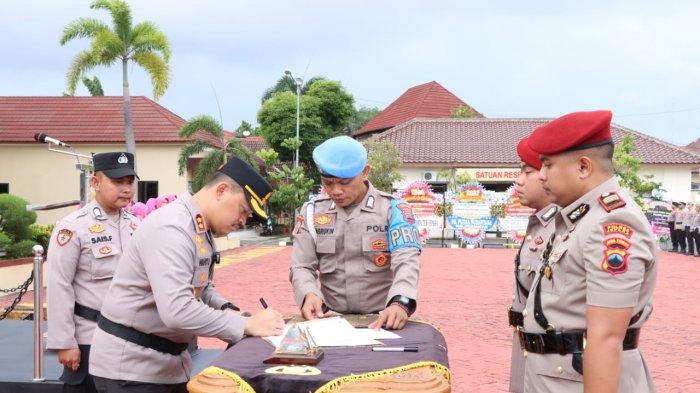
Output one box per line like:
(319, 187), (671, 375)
(0, 194), (42, 259)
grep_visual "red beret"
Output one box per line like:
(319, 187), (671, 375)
(516, 137), (542, 169)
(528, 110), (613, 155)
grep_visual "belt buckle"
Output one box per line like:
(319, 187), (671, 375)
(582, 331), (587, 350)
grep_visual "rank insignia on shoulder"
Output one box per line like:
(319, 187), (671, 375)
(89, 224), (105, 234)
(195, 214), (206, 233)
(56, 229), (73, 246)
(567, 204), (589, 223)
(366, 195), (375, 209)
(314, 214), (334, 226)
(598, 192), (626, 212)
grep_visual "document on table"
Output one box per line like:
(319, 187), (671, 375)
(264, 316), (401, 348)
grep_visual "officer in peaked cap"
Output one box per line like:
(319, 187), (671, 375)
(290, 136), (421, 331)
(519, 111), (657, 392)
(89, 156), (284, 392)
(507, 137), (558, 393)
(47, 152), (140, 393)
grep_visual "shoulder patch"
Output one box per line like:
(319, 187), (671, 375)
(567, 204), (589, 223)
(56, 229), (73, 246)
(603, 223), (634, 239)
(293, 214), (304, 234)
(598, 191), (626, 213)
(397, 203), (416, 224)
(601, 237), (631, 275)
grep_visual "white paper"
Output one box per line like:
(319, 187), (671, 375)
(263, 317), (400, 348)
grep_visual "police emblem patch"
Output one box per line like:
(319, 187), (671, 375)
(374, 253), (389, 267)
(534, 236), (544, 245)
(98, 246), (112, 255)
(56, 229), (73, 246)
(371, 237), (387, 251)
(117, 153), (128, 164)
(313, 214), (334, 226)
(89, 224), (105, 234)
(602, 237), (631, 275)
(598, 192), (626, 213)
(397, 204), (415, 224)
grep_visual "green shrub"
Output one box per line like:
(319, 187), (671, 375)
(0, 194), (37, 241)
(5, 239), (36, 259)
(30, 224), (54, 251)
(0, 232), (11, 257)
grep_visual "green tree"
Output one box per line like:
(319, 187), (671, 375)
(346, 106), (380, 135)
(60, 0), (171, 155)
(256, 141), (314, 235)
(0, 194), (38, 259)
(437, 168), (474, 193)
(613, 135), (664, 206)
(261, 75), (326, 104)
(450, 105), (477, 118)
(364, 137), (404, 192)
(82, 76), (104, 96)
(257, 79), (355, 165)
(177, 115), (258, 193)
(235, 120), (257, 136)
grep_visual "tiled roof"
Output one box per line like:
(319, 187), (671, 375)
(356, 81), (483, 136)
(237, 136), (268, 153)
(377, 118), (700, 165)
(0, 96), (220, 146)
(686, 138), (700, 153)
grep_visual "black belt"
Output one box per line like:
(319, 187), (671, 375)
(508, 308), (523, 327)
(519, 328), (640, 354)
(97, 316), (188, 356)
(74, 302), (100, 322)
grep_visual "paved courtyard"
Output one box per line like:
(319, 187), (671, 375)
(2, 245), (698, 392)
(201, 245), (700, 393)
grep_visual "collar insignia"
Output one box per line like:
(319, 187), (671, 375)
(542, 206), (558, 222)
(567, 204), (589, 223)
(598, 191), (626, 212)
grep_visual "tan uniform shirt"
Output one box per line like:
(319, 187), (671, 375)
(693, 211), (700, 230)
(682, 208), (694, 227)
(47, 201), (139, 349)
(509, 204), (557, 393)
(89, 193), (245, 384)
(675, 209), (686, 226)
(290, 183), (420, 314)
(522, 177), (657, 392)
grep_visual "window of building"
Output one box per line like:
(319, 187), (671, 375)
(0, 183), (8, 194)
(137, 181), (159, 203)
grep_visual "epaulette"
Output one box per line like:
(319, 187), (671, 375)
(598, 191), (626, 213)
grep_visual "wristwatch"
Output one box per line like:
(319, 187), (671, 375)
(220, 302), (240, 312)
(389, 295), (416, 316)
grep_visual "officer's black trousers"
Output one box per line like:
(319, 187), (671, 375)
(686, 226), (695, 254)
(93, 376), (187, 393)
(676, 228), (687, 251)
(669, 222), (677, 250)
(694, 229), (700, 256)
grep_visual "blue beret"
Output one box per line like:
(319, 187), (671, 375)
(313, 136), (367, 178)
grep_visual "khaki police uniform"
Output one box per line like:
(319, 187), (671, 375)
(693, 209), (700, 256)
(685, 208), (697, 255)
(667, 208), (677, 251)
(521, 177), (657, 392)
(675, 207), (687, 252)
(89, 192), (244, 384)
(290, 182), (420, 314)
(508, 204), (557, 393)
(47, 200), (139, 386)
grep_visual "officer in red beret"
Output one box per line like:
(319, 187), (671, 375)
(507, 137), (558, 393)
(519, 110), (657, 392)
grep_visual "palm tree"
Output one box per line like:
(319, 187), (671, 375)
(260, 75), (326, 103)
(177, 115), (259, 192)
(60, 0), (171, 156)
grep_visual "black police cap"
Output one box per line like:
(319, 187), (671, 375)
(93, 152), (138, 179)
(217, 157), (272, 220)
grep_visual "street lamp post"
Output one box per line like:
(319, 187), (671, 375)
(284, 69), (303, 168)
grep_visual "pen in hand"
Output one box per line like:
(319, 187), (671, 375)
(259, 297), (269, 309)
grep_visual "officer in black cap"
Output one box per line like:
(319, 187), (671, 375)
(89, 156), (284, 392)
(47, 152), (140, 393)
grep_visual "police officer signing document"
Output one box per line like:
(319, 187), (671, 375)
(47, 152), (140, 393)
(290, 136), (420, 330)
(521, 110), (657, 392)
(89, 157), (284, 393)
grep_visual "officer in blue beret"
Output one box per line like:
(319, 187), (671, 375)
(289, 136), (421, 330)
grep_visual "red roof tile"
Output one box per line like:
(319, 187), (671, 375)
(356, 81), (482, 136)
(0, 96), (220, 146)
(686, 138), (700, 154)
(377, 118), (700, 165)
(236, 136), (268, 153)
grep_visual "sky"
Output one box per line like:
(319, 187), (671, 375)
(1, 0), (699, 145)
